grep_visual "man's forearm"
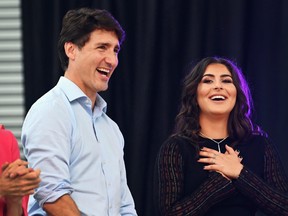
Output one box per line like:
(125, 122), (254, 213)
(43, 194), (81, 216)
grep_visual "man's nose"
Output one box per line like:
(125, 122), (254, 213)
(104, 51), (118, 66)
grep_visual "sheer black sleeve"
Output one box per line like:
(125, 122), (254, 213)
(233, 137), (288, 215)
(154, 138), (236, 216)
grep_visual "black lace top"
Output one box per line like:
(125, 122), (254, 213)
(154, 134), (288, 215)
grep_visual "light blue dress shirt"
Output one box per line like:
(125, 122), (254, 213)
(22, 77), (137, 216)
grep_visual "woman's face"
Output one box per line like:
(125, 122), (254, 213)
(196, 63), (237, 118)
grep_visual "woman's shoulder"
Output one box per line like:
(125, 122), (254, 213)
(164, 134), (193, 146)
(249, 130), (272, 144)
(239, 131), (270, 149)
(160, 134), (197, 155)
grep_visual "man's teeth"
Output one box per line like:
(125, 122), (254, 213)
(211, 95), (225, 100)
(97, 68), (110, 75)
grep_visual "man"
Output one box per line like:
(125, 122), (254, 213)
(0, 124), (40, 216)
(22, 8), (137, 216)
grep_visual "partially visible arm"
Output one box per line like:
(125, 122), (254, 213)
(43, 194), (81, 216)
(22, 101), (75, 212)
(0, 130), (40, 216)
(5, 196), (23, 216)
(0, 164), (40, 197)
(119, 157), (137, 216)
(233, 139), (288, 215)
(155, 139), (236, 216)
(0, 165), (40, 216)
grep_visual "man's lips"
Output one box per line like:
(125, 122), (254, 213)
(96, 67), (110, 77)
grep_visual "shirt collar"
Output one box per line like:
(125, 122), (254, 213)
(57, 76), (107, 113)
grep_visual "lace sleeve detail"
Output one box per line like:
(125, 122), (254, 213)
(234, 138), (288, 215)
(154, 139), (235, 216)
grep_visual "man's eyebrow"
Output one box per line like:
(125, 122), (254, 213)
(96, 42), (119, 46)
(95, 42), (120, 50)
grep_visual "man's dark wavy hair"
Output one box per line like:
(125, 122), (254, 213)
(58, 8), (125, 71)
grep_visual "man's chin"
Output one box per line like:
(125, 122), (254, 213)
(96, 85), (109, 93)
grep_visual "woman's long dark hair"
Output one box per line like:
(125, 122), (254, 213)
(173, 57), (262, 146)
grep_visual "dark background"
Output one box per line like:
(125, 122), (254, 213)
(21, 0), (288, 215)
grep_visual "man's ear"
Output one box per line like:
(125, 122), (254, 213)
(64, 42), (76, 60)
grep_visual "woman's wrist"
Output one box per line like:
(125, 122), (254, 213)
(233, 164), (244, 179)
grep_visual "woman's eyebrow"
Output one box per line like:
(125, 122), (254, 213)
(202, 74), (232, 78)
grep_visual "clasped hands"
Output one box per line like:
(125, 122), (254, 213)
(0, 159), (41, 200)
(197, 145), (243, 180)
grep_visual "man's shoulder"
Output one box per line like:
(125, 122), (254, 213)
(23, 86), (73, 129)
(29, 86), (69, 112)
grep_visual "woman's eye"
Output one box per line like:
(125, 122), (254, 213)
(222, 79), (233, 83)
(202, 79), (213, 83)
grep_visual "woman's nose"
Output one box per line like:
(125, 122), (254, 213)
(214, 81), (223, 90)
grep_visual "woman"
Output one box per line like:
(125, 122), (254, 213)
(154, 57), (288, 215)
(0, 124), (40, 216)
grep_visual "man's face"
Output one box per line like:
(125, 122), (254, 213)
(67, 29), (120, 99)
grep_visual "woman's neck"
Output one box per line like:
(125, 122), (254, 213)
(199, 115), (228, 139)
